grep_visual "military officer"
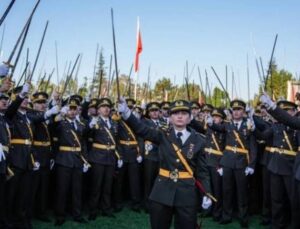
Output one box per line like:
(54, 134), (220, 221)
(142, 102), (161, 212)
(0, 91), (20, 228)
(160, 101), (171, 127)
(206, 99), (257, 228)
(204, 108), (226, 221)
(118, 98), (212, 229)
(6, 83), (50, 229)
(53, 97), (89, 226)
(28, 92), (59, 222)
(88, 98), (121, 220)
(260, 94), (300, 228)
(113, 98), (142, 212)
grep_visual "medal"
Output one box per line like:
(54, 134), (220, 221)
(187, 144), (194, 159)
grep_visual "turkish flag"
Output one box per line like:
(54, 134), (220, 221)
(134, 17), (143, 73)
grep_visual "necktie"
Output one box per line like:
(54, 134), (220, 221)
(177, 132), (183, 146)
(105, 119), (110, 129)
(235, 123), (239, 130)
(71, 121), (76, 130)
(23, 114), (28, 124)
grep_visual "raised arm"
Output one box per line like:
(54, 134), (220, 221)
(5, 95), (23, 120)
(124, 113), (163, 145)
(189, 119), (206, 134)
(269, 107), (300, 130)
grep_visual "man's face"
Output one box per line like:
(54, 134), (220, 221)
(232, 108), (244, 120)
(98, 105), (111, 117)
(191, 108), (199, 117)
(0, 98), (8, 111)
(203, 111), (211, 117)
(88, 107), (97, 116)
(213, 115), (222, 124)
(0, 78), (13, 92)
(33, 101), (47, 112)
(261, 107), (267, 117)
(20, 97), (29, 109)
(286, 108), (296, 116)
(67, 107), (77, 119)
(77, 106), (82, 115)
(161, 108), (169, 117)
(197, 112), (204, 121)
(170, 111), (191, 128)
(149, 109), (159, 119)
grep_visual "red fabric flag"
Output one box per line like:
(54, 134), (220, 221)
(134, 18), (142, 73)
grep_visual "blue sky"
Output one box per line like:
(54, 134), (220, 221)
(1, 0), (299, 100)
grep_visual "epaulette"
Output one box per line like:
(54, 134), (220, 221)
(78, 120), (85, 126)
(194, 131), (206, 139)
(199, 133), (206, 139)
(224, 119), (230, 123)
(111, 113), (121, 121)
(160, 125), (170, 134)
(54, 114), (63, 122)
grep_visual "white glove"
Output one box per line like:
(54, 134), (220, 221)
(245, 167), (254, 176)
(201, 196), (212, 209)
(89, 117), (98, 128)
(83, 163), (89, 173)
(206, 115), (213, 126)
(19, 82), (30, 98)
(117, 159), (123, 168)
(45, 105), (60, 118)
(260, 93), (276, 110)
(217, 167), (223, 176)
(33, 161), (40, 171)
(118, 97), (131, 120)
(60, 106), (69, 116)
(0, 144), (6, 162)
(247, 106), (254, 118)
(247, 118), (255, 132)
(136, 155), (143, 163)
(189, 114), (194, 121)
(0, 64), (9, 76)
(50, 99), (57, 107)
(145, 143), (153, 152)
(85, 94), (91, 102)
(141, 101), (147, 110)
(50, 159), (55, 170)
(133, 111), (141, 119)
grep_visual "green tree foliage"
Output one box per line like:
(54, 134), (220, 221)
(264, 61), (294, 99)
(252, 61), (294, 106)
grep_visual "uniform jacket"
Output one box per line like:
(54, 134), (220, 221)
(124, 113), (211, 207)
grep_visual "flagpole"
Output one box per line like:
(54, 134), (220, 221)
(134, 71), (138, 100)
(134, 16), (142, 100)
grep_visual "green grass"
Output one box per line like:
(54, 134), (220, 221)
(33, 208), (265, 229)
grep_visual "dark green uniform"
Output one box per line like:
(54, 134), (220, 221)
(113, 119), (142, 211)
(0, 93), (18, 228)
(142, 118), (160, 212)
(88, 115), (119, 218)
(204, 125), (225, 221)
(123, 112), (211, 229)
(264, 105), (300, 228)
(54, 114), (87, 225)
(210, 118), (257, 226)
(6, 95), (46, 228)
